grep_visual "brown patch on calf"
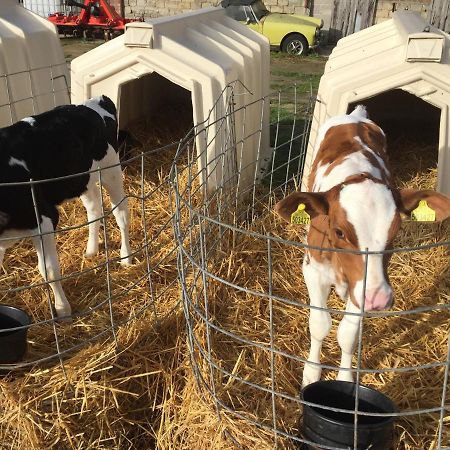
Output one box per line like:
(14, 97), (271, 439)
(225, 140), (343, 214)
(361, 150), (390, 184)
(308, 122), (391, 191)
(306, 214), (364, 308)
(306, 215), (331, 263)
(326, 192), (359, 248)
(358, 121), (387, 158)
(324, 190), (364, 306)
(302, 186), (364, 306)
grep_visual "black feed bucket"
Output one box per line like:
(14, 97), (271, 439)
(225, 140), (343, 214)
(301, 380), (396, 450)
(0, 304), (31, 364)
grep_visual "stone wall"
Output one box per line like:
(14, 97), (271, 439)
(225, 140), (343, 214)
(374, 0), (431, 25)
(124, 0), (321, 21)
(256, 0), (307, 15)
(310, 0), (334, 43)
(124, 0), (334, 42)
(125, 0), (215, 18)
(123, 0), (432, 44)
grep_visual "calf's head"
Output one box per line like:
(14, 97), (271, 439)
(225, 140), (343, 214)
(275, 177), (450, 311)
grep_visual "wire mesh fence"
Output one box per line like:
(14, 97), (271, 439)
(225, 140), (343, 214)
(0, 64), (70, 128)
(171, 82), (450, 449)
(1, 63), (450, 447)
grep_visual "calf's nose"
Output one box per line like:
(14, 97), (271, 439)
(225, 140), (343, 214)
(365, 287), (393, 311)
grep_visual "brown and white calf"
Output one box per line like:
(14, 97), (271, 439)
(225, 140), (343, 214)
(275, 105), (450, 387)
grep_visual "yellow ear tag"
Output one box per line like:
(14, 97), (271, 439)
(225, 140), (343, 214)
(291, 203), (311, 225)
(411, 200), (436, 222)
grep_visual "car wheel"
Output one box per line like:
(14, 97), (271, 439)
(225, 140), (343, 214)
(281, 34), (308, 56)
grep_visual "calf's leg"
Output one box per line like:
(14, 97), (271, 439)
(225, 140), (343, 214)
(99, 146), (132, 265)
(336, 300), (361, 382)
(302, 255), (333, 388)
(31, 216), (71, 318)
(80, 177), (102, 258)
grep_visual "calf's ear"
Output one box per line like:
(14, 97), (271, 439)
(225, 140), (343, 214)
(274, 192), (329, 223)
(399, 189), (450, 222)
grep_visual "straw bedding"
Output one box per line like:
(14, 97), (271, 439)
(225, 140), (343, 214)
(0, 116), (449, 450)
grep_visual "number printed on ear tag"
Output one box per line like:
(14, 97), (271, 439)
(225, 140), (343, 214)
(291, 203), (311, 225)
(411, 200), (436, 222)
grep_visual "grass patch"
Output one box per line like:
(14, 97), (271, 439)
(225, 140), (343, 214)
(270, 52), (322, 62)
(271, 72), (321, 92)
(270, 105), (296, 124)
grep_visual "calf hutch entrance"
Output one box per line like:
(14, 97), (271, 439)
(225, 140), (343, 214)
(303, 10), (450, 195)
(71, 7), (271, 193)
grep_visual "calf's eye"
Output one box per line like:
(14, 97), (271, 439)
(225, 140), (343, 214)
(334, 228), (345, 240)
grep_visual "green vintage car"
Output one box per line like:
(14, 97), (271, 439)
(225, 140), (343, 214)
(221, 0), (323, 55)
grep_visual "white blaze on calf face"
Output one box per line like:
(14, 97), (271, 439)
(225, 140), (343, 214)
(338, 180), (398, 310)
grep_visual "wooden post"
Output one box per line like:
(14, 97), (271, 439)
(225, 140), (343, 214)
(330, 0), (377, 43)
(108, 0), (125, 17)
(428, 0), (450, 33)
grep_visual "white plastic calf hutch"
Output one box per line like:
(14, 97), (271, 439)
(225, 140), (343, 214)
(303, 11), (450, 195)
(0, 0), (69, 127)
(71, 8), (270, 193)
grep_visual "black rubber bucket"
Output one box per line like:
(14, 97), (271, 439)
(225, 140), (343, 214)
(0, 304), (31, 364)
(301, 380), (396, 450)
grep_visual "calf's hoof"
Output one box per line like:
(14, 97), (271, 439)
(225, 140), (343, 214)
(55, 306), (72, 322)
(120, 255), (132, 266)
(336, 370), (353, 383)
(302, 364), (321, 389)
(84, 250), (98, 258)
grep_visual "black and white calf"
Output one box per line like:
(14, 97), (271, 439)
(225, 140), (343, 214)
(0, 95), (131, 318)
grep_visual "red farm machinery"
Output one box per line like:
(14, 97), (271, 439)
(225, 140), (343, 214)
(47, 0), (142, 40)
